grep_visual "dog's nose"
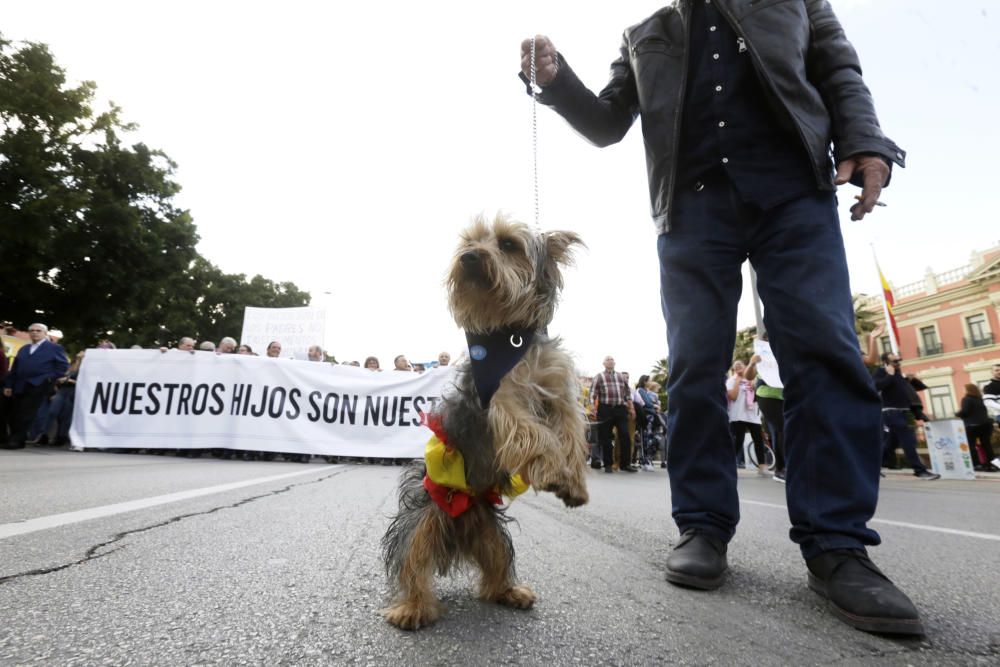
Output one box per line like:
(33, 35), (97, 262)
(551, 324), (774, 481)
(461, 251), (480, 265)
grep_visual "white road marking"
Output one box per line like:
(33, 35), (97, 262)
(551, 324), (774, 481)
(0, 466), (339, 540)
(740, 498), (1000, 542)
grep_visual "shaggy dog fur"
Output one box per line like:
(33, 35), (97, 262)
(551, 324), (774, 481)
(380, 213), (590, 630)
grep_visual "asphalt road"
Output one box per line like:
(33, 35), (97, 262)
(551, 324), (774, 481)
(1, 449), (998, 666)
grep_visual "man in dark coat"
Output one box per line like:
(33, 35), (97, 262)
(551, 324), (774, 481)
(519, 0), (922, 635)
(2, 323), (69, 449)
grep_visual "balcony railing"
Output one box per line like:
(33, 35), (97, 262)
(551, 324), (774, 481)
(918, 343), (944, 357)
(965, 333), (995, 349)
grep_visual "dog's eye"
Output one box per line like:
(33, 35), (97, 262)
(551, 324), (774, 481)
(499, 238), (518, 253)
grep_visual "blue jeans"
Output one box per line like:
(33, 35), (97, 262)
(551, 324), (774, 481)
(658, 173), (883, 560)
(881, 409), (928, 473)
(46, 389), (76, 443)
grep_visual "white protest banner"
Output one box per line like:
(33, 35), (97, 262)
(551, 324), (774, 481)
(70, 349), (455, 457)
(752, 339), (783, 389)
(239, 306), (326, 360)
(923, 419), (976, 480)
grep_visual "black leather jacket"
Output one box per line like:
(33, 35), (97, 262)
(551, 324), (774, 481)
(529, 0), (906, 233)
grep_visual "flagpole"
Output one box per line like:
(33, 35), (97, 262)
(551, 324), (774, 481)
(871, 245), (899, 355)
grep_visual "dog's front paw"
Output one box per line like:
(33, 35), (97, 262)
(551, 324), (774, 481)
(381, 599), (443, 630)
(495, 585), (537, 609)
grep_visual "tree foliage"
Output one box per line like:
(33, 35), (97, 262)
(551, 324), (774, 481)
(732, 325), (757, 365)
(0, 37), (309, 348)
(648, 356), (669, 411)
(852, 293), (880, 336)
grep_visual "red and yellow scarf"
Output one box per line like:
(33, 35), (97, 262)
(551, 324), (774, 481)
(421, 413), (528, 518)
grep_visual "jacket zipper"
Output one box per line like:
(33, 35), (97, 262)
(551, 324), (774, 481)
(713, 0), (825, 187)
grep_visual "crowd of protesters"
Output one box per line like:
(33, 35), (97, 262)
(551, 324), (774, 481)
(584, 356), (669, 473)
(0, 320), (456, 465)
(582, 343), (1000, 480)
(4, 321), (998, 475)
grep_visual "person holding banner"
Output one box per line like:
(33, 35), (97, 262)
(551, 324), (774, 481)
(746, 353), (786, 483)
(3, 323), (68, 449)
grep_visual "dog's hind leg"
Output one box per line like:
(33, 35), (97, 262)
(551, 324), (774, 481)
(381, 513), (446, 630)
(469, 507), (537, 610)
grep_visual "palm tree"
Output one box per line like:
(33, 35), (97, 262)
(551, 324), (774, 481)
(649, 357), (669, 410)
(853, 292), (882, 336)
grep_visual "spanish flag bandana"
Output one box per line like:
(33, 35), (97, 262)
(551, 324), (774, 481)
(421, 413), (528, 518)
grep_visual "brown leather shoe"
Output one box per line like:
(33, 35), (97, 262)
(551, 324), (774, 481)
(807, 550), (924, 636)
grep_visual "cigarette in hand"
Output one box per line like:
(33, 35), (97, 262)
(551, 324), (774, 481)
(854, 195), (887, 207)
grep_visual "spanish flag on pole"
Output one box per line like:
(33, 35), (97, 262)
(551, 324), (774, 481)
(872, 248), (900, 355)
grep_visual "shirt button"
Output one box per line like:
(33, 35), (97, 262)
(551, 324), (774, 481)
(718, 121), (726, 128)
(713, 53), (720, 60)
(710, 26), (717, 32)
(715, 85), (722, 92)
(721, 157), (729, 164)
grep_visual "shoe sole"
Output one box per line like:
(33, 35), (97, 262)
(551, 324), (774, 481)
(807, 573), (925, 636)
(665, 567), (726, 591)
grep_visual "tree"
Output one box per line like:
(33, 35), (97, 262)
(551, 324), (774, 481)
(649, 356), (669, 411)
(1, 38), (199, 343)
(732, 325), (757, 366)
(114, 257), (311, 347)
(0, 37), (308, 348)
(853, 292), (881, 336)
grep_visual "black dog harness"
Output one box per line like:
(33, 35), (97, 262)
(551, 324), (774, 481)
(465, 327), (537, 408)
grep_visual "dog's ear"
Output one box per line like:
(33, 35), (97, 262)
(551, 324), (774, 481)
(543, 230), (585, 267)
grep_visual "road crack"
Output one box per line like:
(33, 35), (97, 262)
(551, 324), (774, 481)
(0, 469), (347, 585)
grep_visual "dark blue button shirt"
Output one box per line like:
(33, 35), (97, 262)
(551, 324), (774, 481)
(678, 0), (817, 208)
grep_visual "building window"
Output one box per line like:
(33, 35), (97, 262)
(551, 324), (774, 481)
(927, 385), (954, 420)
(919, 326), (943, 356)
(879, 336), (892, 356)
(965, 313), (993, 348)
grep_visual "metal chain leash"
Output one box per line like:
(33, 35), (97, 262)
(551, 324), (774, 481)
(530, 37), (540, 231)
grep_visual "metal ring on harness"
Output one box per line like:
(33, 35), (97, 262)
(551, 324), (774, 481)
(510, 334), (524, 348)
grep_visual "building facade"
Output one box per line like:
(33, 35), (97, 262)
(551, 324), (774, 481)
(871, 243), (1000, 419)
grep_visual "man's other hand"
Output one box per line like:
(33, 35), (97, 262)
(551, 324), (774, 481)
(520, 35), (559, 87)
(836, 154), (890, 221)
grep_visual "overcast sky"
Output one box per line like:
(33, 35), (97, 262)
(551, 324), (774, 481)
(3, 0), (997, 375)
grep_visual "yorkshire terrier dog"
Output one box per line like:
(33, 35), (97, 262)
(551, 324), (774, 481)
(380, 213), (590, 630)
